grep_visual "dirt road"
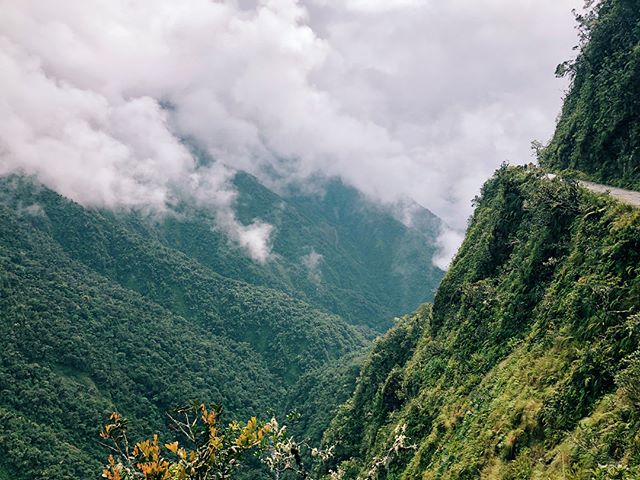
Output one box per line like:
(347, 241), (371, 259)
(578, 180), (640, 209)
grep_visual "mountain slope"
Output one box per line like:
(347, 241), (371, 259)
(323, 166), (640, 479)
(0, 199), (278, 479)
(151, 172), (443, 331)
(541, 0), (640, 189)
(2, 177), (366, 379)
(323, 5), (640, 477)
(0, 176), (371, 479)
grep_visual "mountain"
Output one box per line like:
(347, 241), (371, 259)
(0, 171), (443, 479)
(323, 166), (640, 479)
(13, 2), (640, 478)
(153, 172), (444, 331)
(0, 176), (367, 479)
(321, 2), (640, 477)
(541, 0), (640, 189)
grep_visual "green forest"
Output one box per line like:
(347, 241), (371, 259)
(323, 166), (640, 479)
(1, 0), (639, 478)
(541, 0), (640, 189)
(322, 2), (640, 475)
(0, 174), (443, 479)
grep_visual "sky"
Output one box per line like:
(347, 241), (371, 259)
(0, 0), (582, 266)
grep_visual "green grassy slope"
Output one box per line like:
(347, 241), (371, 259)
(541, 0), (640, 189)
(324, 167), (640, 479)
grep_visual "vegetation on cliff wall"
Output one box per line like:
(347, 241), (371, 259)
(324, 166), (640, 479)
(541, 0), (640, 189)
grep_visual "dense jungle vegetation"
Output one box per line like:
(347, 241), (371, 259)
(541, 0), (640, 189)
(0, 173), (442, 479)
(323, 166), (640, 479)
(93, 161), (640, 479)
(3, 0), (640, 478)
(324, 3), (640, 477)
(159, 172), (443, 332)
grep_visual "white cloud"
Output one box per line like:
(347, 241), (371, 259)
(0, 0), (581, 265)
(433, 227), (466, 271)
(301, 248), (323, 282)
(0, 2), (274, 261)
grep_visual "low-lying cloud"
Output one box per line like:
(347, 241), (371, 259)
(301, 248), (324, 282)
(0, 0), (580, 264)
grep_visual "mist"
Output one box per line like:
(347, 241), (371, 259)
(0, 0), (580, 264)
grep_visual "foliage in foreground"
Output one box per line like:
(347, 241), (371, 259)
(100, 404), (341, 480)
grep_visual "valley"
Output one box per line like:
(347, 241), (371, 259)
(0, 0), (638, 478)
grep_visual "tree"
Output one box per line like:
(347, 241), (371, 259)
(100, 403), (342, 480)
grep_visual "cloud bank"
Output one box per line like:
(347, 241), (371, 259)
(0, 0), (580, 263)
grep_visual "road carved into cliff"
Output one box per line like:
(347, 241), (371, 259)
(578, 180), (640, 209)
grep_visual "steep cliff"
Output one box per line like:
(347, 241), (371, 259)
(324, 166), (640, 479)
(541, 0), (640, 189)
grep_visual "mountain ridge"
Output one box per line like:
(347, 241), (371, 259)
(322, 166), (640, 479)
(0, 171), (444, 479)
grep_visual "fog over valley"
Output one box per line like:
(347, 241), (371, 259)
(0, 0), (580, 266)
